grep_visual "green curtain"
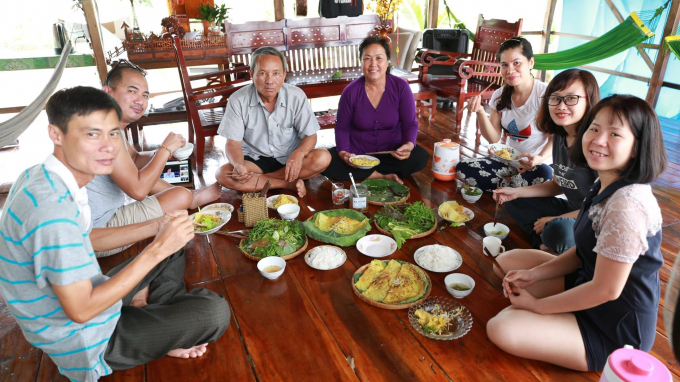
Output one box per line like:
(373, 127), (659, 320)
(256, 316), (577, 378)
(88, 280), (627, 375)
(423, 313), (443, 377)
(533, 10), (660, 71)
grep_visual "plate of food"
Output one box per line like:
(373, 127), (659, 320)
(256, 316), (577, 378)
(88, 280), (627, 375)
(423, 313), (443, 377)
(356, 235), (397, 258)
(362, 179), (410, 205)
(303, 209), (371, 247)
(267, 194), (299, 209)
(305, 245), (347, 270)
(350, 155), (380, 169)
(202, 203), (235, 213)
(352, 259), (431, 309)
(191, 210), (230, 235)
(488, 143), (522, 168)
(413, 244), (463, 273)
(438, 201), (474, 226)
(408, 296), (473, 340)
(373, 201), (437, 248)
(239, 218), (308, 261)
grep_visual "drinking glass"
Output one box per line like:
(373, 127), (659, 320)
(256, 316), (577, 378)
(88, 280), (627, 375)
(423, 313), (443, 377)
(332, 182), (346, 205)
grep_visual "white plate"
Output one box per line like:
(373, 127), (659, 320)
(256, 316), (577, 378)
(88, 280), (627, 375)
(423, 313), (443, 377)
(267, 195), (299, 209)
(202, 203), (234, 214)
(350, 155), (381, 169)
(438, 202), (475, 223)
(356, 235), (397, 258)
(190, 210), (230, 235)
(488, 143), (522, 168)
(414, 244), (463, 273)
(304, 245), (347, 270)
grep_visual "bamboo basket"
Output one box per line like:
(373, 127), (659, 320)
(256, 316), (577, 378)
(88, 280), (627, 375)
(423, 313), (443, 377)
(243, 192), (268, 227)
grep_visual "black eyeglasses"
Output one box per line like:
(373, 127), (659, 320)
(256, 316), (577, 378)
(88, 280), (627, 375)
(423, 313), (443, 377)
(546, 95), (587, 106)
(104, 59), (147, 86)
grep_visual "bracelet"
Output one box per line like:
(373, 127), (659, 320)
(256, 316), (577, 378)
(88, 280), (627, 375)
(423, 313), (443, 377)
(160, 145), (173, 158)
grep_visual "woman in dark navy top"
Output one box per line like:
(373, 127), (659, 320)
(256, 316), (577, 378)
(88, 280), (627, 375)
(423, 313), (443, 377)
(486, 95), (668, 371)
(495, 69), (600, 254)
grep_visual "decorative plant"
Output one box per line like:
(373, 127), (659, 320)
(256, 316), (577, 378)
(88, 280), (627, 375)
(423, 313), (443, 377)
(197, 3), (230, 26)
(366, 0), (404, 28)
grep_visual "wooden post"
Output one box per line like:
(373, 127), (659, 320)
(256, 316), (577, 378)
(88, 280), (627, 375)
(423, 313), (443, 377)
(426, 0), (439, 29)
(81, 0), (108, 86)
(274, 0), (285, 21)
(646, 0), (680, 107)
(604, 0), (655, 72)
(540, 0), (558, 82)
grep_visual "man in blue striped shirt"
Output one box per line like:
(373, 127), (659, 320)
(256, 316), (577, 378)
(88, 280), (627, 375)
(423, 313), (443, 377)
(0, 87), (230, 381)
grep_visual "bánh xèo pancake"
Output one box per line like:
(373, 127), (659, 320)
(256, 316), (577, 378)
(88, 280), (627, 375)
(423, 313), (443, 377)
(383, 263), (426, 304)
(315, 213), (343, 232)
(334, 217), (369, 235)
(355, 259), (387, 291)
(362, 260), (401, 302)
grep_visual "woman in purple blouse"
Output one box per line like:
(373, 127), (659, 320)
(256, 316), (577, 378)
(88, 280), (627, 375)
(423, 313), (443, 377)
(322, 36), (429, 182)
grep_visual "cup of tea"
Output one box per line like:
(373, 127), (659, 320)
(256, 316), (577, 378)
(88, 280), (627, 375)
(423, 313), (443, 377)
(483, 236), (505, 258)
(257, 257), (286, 280)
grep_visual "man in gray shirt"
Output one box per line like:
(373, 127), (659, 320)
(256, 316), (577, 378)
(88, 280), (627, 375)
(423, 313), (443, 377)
(215, 47), (331, 197)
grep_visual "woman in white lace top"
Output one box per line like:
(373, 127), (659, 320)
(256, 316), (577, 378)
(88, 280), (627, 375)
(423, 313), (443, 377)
(486, 95), (668, 371)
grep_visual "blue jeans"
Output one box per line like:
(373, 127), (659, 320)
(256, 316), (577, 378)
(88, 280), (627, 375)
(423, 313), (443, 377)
(456, 157), (553, 192)
(504, 197), (576, 254)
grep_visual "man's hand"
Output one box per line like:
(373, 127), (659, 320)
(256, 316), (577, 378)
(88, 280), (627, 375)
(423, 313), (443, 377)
(285, 150), (305, 182)
(339, 151), (357, 168)
(151, 210), (194, 260)
(391, 142), (414, 161)
(231, 163), (253, 183)
(161, 132), (186, 153)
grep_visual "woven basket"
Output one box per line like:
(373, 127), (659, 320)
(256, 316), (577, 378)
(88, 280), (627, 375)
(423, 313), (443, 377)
(243, 192), (268, 227)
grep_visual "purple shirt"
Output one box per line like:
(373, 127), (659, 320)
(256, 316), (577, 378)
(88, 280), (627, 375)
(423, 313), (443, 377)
(335, 74), (418, 154)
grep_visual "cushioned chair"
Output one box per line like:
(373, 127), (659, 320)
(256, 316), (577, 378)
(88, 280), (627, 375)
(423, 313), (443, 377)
(389, 27), (423, 71)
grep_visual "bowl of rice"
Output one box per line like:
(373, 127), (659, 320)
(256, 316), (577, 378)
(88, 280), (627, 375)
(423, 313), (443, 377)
(305, 245), (347, 270)
(414, 244), (463, 273)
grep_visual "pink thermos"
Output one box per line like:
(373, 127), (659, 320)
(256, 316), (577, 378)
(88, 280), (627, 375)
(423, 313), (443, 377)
(600, 345), (672, 382)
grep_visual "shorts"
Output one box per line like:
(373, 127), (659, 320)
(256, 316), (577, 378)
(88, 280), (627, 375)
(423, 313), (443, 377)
(244, 155), (285, 174)
(95, 195), (163, 258)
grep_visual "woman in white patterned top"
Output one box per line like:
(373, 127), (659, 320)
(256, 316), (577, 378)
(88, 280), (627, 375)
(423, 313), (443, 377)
(485, 95), (668, 371)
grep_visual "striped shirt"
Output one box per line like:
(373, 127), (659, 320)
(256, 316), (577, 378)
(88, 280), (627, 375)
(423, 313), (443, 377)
(0, 155), (120, 382)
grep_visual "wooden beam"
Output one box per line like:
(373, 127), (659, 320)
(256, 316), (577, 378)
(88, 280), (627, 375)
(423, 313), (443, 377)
(540, 0), (558, 81)
(81, 0), (108, 86)
(580, 64), (650, 83)
(647, 0), (680, 106)
(274, 0), (284, 21)
(426, 0), (439, 29)
(603, 0), (655, 71)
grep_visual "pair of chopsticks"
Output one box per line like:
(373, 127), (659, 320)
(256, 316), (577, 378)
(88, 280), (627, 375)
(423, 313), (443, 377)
(462, 82), (496, 129)
(224, 171), (262, 176)
(364, 151), (395, 155)
(165, 213), (206, 228)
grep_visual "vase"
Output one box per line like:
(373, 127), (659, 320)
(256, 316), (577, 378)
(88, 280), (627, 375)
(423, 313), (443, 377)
(375, 25), (393, 51)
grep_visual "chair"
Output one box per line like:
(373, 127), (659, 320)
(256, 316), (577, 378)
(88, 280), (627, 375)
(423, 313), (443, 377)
(417, 15), (522, 129)
(170, 34), (251, 173)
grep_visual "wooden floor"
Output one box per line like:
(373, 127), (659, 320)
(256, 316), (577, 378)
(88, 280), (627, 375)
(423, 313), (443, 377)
(2, 107), (680, 381)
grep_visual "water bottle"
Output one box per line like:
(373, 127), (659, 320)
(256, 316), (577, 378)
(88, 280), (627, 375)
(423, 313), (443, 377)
(600, 345), (671, 382)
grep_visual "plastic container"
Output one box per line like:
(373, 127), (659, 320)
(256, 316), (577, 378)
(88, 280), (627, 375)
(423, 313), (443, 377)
(600, 345), (671, 382)
(432, 139), (460, 181)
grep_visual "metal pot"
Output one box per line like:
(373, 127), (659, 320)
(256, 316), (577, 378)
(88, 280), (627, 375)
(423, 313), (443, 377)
(432, 138), (459, 181)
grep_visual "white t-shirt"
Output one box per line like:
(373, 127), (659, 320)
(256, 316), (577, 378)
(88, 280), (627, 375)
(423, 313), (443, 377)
(489, 80), (550, 162)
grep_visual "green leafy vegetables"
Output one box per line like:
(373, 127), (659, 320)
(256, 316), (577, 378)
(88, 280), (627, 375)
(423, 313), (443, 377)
(240, 219), (306, 258)
(374, 202), (436, 248)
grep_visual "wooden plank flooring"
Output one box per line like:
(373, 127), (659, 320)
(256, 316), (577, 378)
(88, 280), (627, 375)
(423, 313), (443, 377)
(1, 108), (680, 381)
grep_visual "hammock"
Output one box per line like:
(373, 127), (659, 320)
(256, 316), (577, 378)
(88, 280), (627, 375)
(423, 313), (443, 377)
(533, 9), (663, 71)
(0, 41), (72, 148)
(665, 25), (680, 60)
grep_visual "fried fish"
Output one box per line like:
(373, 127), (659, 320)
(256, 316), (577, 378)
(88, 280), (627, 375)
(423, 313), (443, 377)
(355, 259), (387, 291)
(362, 260), (401, 302)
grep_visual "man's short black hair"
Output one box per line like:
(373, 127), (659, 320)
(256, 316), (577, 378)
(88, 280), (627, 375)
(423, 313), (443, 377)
(46, 86), (122, 134)
(569, 94), (667, 184)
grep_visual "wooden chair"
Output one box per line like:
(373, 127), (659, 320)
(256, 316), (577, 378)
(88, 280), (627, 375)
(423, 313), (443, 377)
(170, 34), (251, 173)
(418, 15), (522, 130)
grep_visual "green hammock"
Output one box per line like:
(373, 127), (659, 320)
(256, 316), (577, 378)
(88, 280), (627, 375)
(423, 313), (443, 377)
(665, 26), (680, 60)
(533, 9), (662, 71)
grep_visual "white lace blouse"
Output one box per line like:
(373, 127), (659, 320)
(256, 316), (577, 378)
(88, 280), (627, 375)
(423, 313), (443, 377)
(589, 183), (663, 263)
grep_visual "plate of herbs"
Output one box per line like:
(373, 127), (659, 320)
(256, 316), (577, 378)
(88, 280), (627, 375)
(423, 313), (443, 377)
(373, 201), (437, 249)
(239, 218), (308, 261)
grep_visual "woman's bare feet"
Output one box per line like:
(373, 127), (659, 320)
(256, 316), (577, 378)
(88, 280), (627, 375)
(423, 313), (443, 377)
(190, 182), (222, 209)
(130, 286), (149, 308)
(167, 343), (209, 359)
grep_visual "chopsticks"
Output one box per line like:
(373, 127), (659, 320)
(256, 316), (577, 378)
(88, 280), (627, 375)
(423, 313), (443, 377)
(224, 171), (262, 176)
(364, 151), (395, 155)
(166, 212), (207, 227)
(483, 247), (519, 296)
(462, 82), (496, 129)
(493, 183), (501, 227)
